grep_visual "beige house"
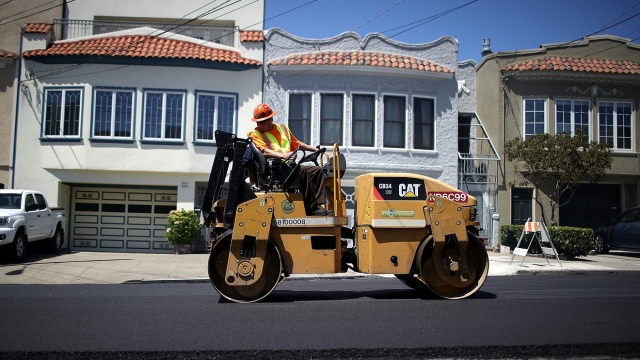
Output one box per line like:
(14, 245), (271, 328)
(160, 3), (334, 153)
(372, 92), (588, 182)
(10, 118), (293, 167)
(0, 0), (64, 189)
(476, 35), (640, 228)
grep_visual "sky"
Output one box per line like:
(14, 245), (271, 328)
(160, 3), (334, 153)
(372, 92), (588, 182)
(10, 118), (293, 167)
(264, 0), (640, 64)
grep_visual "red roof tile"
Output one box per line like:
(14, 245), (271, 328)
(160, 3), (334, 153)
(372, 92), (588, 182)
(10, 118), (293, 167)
(502, 56), (640, 74)
(0, 48), (18, 59)
(269, 51), (454, 74)
(24, 23), (52, 34)
(22, 35), (262, 66)
(240, 30), (264, 42)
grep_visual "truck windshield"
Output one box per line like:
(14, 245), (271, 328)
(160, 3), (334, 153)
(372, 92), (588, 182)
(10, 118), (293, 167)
(0, 194), (22, 209)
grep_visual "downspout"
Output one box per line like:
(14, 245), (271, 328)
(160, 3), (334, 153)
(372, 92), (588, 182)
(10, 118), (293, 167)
(261, 0), (266, 103)
(10, 35), (24, 188)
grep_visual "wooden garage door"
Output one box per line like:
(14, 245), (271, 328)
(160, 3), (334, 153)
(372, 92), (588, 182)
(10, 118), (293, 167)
(71, 187), (177, 252)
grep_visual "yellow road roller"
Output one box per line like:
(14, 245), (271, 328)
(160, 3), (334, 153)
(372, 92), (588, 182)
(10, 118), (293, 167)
(200, 131), (488, 303)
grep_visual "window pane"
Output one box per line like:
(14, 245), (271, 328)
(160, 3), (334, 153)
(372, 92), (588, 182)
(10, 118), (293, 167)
(598, 102), (614, 147)
(617, 103), (632, 150)
(289, 94), (311, 144)
(384, 96), (405, 148)
(114, 91), (133, 137)
(524, 99), (545, 139)
(197, 95), (215, 140)
(352, 95), (374, 147)
(63, 90), (81, 136)
(414, 98), (434, 150)
(164, 93), (183, 139)
(44, 91), (63, 136)
(145, 93), (163, 139)
(574, 100), (589, 137)
(555, 100), (571, 135)
(320, 94), (343, 145)
(94, 91), (112, 137)
(217, 96), (234, 134)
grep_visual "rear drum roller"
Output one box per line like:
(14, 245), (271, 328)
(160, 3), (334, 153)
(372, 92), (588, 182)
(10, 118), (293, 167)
(208, 232), (283, 303)
(417, 232), (488, 299)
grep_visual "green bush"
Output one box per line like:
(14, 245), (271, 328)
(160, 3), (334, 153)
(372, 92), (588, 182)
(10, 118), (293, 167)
(499, 224), (594, 259)
(164, 209), (202, 245)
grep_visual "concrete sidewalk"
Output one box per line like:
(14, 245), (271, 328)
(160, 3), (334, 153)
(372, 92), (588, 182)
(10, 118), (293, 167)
(0, 248), (639, 285)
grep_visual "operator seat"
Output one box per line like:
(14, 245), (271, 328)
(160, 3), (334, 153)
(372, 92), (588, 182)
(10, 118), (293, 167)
(246, 141), (300, 191)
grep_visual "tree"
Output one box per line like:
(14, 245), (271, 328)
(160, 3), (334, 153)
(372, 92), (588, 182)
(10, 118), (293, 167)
(504, 132), (612, 225)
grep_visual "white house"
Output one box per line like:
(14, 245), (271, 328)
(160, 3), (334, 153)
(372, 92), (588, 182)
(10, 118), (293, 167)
(12, 1), (265, 253)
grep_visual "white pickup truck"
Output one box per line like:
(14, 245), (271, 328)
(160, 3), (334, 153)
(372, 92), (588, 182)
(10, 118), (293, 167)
(0, 190), (66, 262)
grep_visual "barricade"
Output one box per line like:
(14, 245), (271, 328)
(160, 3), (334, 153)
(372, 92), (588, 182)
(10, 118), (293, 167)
(510, 218), (562, 267)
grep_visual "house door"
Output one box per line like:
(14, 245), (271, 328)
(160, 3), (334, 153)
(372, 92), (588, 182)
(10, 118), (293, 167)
(511, 188), (532, 225)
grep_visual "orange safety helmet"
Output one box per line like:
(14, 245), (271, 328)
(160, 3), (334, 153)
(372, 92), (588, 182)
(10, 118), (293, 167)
(252, 103), (276, 122)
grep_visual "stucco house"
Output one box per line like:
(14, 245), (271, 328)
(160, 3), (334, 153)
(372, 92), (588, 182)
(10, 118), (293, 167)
(12, 0), (265, 253)
(0, 0), (64, 190)
(263, 29), (498, 241)
(476, 35), (640, 229)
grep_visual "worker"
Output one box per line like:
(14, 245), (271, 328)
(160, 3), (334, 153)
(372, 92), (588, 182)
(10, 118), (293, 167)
(248, 103), (332, 216)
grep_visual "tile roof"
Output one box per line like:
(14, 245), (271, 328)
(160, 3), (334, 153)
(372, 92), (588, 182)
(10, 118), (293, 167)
(22, 35), (262, 66)
(240, 30), (264, 42)
(269, 51), (454, 74)
(0, 48), (18, 59)
(502, 56), (640, 74)
(24, 23), (52, 34)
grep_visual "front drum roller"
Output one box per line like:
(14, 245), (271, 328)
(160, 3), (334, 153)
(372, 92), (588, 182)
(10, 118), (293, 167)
(208, 232), (283, 303)
(412, 232), (488, 299)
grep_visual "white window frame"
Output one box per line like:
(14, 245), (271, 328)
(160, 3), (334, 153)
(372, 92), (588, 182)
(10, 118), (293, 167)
(350, 92), (377, 148)
(411, 95), (437, 151)
(597, 100), (634, 151)
(318, 91), (346, 147)
(286, 91), (314, 146)
(142, 90), (186, 141)
(194, 91), (237, 143)
(42, 88), (83, 138)
(92, 88), (135, 140)
(382, 93), (408, 150)
(523, 98), (547, 139)
(555, 98), (591, 139)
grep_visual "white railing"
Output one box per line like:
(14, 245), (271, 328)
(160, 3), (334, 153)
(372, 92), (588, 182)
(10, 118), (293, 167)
(53, 19), (237, 47)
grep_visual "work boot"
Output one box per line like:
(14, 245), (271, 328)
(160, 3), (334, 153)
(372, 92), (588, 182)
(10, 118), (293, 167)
(311, 208), (334, 216)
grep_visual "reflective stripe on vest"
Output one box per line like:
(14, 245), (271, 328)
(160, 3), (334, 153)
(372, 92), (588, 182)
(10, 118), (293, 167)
(255, 124), (291, 153)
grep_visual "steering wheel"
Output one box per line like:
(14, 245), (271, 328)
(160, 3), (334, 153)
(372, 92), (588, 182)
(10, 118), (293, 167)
(298, 147), (326, 166)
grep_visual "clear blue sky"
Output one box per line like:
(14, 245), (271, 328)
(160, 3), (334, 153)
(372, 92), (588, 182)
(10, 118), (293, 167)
(265, 0), (640, 64)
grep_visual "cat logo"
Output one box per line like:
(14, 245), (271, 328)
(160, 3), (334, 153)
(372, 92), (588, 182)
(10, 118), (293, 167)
(399, 183), (422, 198)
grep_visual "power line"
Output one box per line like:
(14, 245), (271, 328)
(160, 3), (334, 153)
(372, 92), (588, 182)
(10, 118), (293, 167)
(36, 0), (241, 80)
(0, 0), (67, 26)
(271, 0), (477, 83)
(34, 0), (313, 81)
(352, 0), (405, 32)
(0, 0), (14, 8)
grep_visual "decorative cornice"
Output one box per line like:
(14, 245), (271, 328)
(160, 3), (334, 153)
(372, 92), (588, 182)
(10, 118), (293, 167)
(505, 72), (640, 86)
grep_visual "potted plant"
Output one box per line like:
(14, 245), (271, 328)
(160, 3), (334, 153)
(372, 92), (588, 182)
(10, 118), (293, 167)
(165, 209), (202, 254)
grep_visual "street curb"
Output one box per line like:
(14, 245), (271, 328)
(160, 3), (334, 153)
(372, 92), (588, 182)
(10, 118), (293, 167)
(515, 269), (640, 276)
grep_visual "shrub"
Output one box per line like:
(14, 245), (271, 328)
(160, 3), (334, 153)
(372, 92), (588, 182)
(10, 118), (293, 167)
(499, 224), (594, 259)
(164, 209), (202, 245)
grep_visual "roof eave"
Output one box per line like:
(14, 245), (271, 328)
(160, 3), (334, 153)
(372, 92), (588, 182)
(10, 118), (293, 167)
(24, 55), (261, 71)
(268, 64), (453, 79)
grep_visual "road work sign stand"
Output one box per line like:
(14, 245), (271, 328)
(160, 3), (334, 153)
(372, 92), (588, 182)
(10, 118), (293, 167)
(509, 218), (562, 267)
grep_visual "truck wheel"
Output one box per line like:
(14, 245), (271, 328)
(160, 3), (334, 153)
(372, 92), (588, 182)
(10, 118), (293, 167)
(48, 227), (64, 254)
(10, 231), (27, 262)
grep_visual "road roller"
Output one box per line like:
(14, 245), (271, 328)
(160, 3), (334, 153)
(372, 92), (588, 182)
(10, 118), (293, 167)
(200, 130), (488, 303)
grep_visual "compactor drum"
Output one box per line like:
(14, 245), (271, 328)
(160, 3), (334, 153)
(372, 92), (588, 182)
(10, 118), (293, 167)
(201, 130), (488, 303)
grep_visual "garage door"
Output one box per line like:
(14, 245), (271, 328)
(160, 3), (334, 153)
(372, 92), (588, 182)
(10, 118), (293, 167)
(71, 187), (177, 253)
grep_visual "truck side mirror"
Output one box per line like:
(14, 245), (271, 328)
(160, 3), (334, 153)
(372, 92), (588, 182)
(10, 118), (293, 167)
(26, 203), (39, 212)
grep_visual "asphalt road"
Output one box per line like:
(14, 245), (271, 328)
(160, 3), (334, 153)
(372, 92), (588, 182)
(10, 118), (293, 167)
(1, 275), (640, 359)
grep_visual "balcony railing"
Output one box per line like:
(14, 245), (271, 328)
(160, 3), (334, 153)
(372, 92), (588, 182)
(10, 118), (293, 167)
(53, 19), (238, 47)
